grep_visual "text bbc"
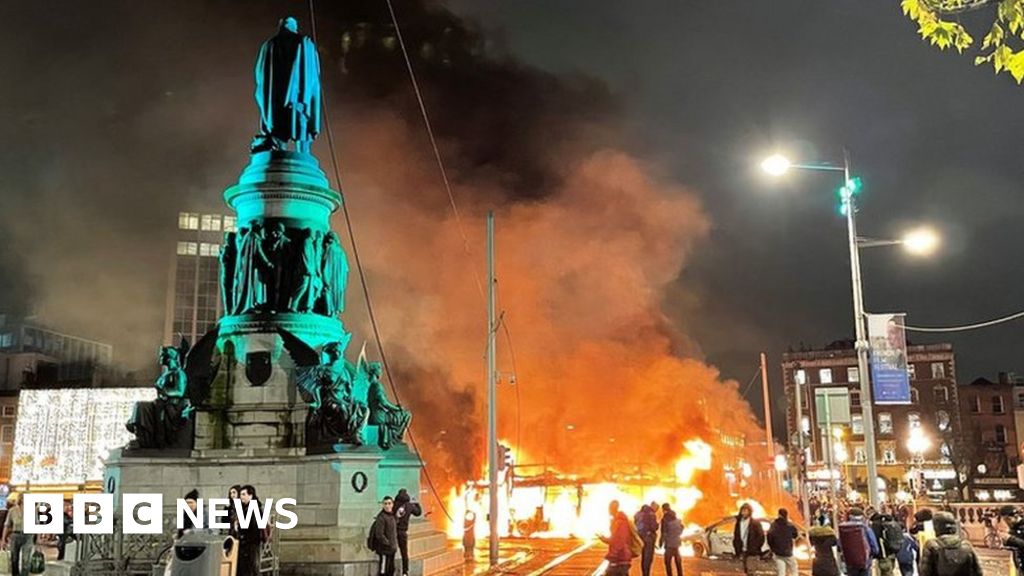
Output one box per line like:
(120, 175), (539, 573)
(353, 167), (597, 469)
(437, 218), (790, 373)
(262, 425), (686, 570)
(23, 494), (298, 535)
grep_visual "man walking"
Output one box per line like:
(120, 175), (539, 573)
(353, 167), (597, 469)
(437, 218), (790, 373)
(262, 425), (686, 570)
(2, 494), (32, 576)
(919, 511), (983, 576)
(598, 500), (634, 576)
(767, 508), (799, 576)
(838, 507), (880, 576)
(659, 503), (684, 576)
(236, 486), (264, 576)
(393, 488), (422, 576)
(634, 503), (658, 576)
(369, 496), (399, 576)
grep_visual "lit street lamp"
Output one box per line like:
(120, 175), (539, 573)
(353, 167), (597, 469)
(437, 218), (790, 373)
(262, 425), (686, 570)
(761, 150), (940, 509)
(907, 427), (931, 497)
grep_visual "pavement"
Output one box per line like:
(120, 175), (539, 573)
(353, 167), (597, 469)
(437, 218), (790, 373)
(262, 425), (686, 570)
(464, 538), (1018, 576)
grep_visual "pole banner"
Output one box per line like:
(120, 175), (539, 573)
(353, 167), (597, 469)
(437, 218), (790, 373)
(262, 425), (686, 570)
(867, 313), (912, 404)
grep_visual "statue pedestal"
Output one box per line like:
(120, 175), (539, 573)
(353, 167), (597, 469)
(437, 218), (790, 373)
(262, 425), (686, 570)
(104, 445), (462, 576)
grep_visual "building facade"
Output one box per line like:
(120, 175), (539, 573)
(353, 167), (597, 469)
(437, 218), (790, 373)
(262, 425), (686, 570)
(782, 341), (961, 499)
(959, 374), (1021, 501)
(164, 211), (236, 345)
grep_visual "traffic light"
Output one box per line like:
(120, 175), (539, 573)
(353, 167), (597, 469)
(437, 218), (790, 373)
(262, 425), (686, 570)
(497, 444), (512, 471)
(837, 178), (861, 216)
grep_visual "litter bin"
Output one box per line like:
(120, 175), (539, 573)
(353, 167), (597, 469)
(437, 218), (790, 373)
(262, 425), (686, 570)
(169, 532), (238, 576)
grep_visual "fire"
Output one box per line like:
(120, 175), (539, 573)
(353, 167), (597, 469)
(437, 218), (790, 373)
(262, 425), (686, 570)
(447, 438), (779, 541)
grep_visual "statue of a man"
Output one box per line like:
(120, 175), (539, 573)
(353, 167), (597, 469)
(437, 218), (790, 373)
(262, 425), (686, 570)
(297, 342), (369, 445)
(365, 362), (411, 450)
(252, 17), (322, 154)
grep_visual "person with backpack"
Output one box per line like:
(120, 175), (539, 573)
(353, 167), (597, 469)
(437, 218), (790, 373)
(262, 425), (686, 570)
(872, 512), (904, 576)
(838, 507), (880, 576)
(598, 500), (635, 576)
(919, 511), (983, 576)
(368, 496), (399, 576)
(393, 488), (423, 576)
(808, 518), (840, 576)
(733, 502), (765, 575)
(659, 503), (684, 576)
(897, 531), (920, 576)
(767, 508), (799, 576)
(634, 504), (658, 576)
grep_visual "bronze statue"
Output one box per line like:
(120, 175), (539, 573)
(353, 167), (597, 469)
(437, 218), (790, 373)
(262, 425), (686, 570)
(126, 329), (220, 451)
(252, 17), (322, 154)
(220, 231), (237, 314)
(263, 222), (290, 310)
(364, 362), (411, 450)
(316, 231), (349, 316)
(288, 228), (322, 312)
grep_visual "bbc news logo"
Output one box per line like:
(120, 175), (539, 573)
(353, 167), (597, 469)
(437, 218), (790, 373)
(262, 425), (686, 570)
(24, 494), (298, 534)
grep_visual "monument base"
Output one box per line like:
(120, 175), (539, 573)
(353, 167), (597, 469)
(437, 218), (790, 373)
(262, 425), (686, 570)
(104, 444), (462, 576)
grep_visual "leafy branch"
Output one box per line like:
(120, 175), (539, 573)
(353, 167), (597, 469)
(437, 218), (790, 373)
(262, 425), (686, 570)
(902, 0), (1024, 83)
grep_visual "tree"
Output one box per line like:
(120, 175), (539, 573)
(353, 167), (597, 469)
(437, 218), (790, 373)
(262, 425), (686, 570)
(902, 0), (1024, 83)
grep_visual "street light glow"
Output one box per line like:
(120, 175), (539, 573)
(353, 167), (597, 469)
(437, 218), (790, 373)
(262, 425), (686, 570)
(760, 154), (791, 176)
(774, 454), (788, 472)
(906, 426), (931, 454)
(902, 228), (940, 256)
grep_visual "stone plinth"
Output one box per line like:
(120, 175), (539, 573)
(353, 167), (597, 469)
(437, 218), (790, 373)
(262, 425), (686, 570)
(104, 445), (461, 576)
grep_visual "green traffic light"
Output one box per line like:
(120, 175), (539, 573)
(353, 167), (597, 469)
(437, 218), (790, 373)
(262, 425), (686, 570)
(846, 177), (862, 194)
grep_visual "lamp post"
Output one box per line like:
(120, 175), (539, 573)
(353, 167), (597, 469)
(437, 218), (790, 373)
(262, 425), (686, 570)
(761, 150), (940, 508)
(907, 427), (931, 498)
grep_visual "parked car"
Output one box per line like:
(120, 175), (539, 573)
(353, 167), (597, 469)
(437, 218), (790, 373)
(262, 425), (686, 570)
(682, 517), (810, 560)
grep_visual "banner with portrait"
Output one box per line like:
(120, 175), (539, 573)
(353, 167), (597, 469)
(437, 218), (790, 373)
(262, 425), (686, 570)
(868, 313), (912, 404)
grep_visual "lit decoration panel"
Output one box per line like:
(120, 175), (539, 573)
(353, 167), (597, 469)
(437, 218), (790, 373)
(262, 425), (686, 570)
(11, 388), (156, 486)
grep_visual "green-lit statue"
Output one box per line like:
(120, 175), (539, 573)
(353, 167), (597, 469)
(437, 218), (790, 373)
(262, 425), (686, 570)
(365, 362), (411, 450)
(252, 16), (322, 154)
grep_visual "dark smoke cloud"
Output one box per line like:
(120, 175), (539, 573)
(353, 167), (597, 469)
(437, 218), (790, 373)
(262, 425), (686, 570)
(2, 0), (766, 513)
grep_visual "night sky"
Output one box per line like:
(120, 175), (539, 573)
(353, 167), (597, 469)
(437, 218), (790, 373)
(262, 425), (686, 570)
(2, 1), (1023, 439)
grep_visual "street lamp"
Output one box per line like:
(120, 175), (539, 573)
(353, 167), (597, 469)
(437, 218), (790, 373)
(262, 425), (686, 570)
(761, 150), (939, 508)
(907, 427), (931, 497)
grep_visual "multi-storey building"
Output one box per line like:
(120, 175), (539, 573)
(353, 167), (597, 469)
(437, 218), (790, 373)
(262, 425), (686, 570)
(164, 211), (236, 345)
(782, 341), (960, 499)
(0, 316), (114, 390)
(959, 373), (1021, 501)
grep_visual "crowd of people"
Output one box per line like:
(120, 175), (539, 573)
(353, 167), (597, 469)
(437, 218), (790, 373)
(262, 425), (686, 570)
(594, 497), (1024, 576)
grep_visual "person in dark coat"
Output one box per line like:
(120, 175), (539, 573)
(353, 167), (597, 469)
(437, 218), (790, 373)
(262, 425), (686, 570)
(919, 511), (983, 576)
(634, 504), (658, 576)
(236, 486), (264, 576)
(733, 502), (765, 575)
(393, 489), (423, 576)
(659, 503), (684, 576)
(896, 531), (919, 576)
(598, 500), (634, 576)
(808, 522), (840, 576)
(177, 489), (201, 539)
(370, 497), (399, 576)
(767, 508), (799, 576)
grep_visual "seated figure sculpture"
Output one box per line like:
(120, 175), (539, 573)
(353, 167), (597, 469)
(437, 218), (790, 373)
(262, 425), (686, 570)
(296, 342), (369, 446)
(365, 362), (411, 450)
(126, 347), (194, 450)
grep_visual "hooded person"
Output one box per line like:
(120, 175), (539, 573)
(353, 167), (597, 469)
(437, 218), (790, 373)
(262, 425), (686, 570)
(659, 503), (684, 576)
(633, 504), (658, 576)
(393, 489), (423, 576)
(808, 520), (840, 576)
(919, 511), (983, 576)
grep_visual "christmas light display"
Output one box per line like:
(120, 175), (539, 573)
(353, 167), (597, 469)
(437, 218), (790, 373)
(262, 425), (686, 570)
(11, 388), (155, 486)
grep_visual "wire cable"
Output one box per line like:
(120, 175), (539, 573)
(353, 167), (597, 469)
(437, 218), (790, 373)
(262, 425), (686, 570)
(307, 0), (453, 523)
(499, 312), (521, 462)
(900, 309), (1024, 333)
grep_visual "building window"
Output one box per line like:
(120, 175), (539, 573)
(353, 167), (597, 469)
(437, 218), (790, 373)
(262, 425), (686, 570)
(993, 396), (1006, 415)
(936, 410), (950, 432)
(1016, 391), (1024, 410)
(1, 406), (14, 418)
(801, 416), (810, 434)
(908, 412), (921, 429)
(940, 442), (952, 463)
(911, 388), (920, 404)
(224, 216), (237, 232)
(931, 362), (946, 379)
(970, 396), (981, 414)
(200, 214), (222, 231)
(1, 426), (13, 443)
(852, 414), (864, 435)
(847, 367), (859, 383)
(996, 425), (1008, 444)
(178, 212), (199, 230)
(851, 391), (861, 409)
(879, 413), (893, 435)
(933, 385), (948, 404)
(199, 242), (220, 257)
(795, 369), (807, 385)
(185, 242), (198, 256)
(908, 363), (917, 380)
(882, 443), (897, 464)
(819, 368), (833, 384)
(853, 444), (867, 464)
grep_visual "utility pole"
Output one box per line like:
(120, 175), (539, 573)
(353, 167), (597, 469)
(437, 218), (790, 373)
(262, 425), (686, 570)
(841, 152), (879, 508)
(760, 353), (777, 501)
(486, 211), (499, 566)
